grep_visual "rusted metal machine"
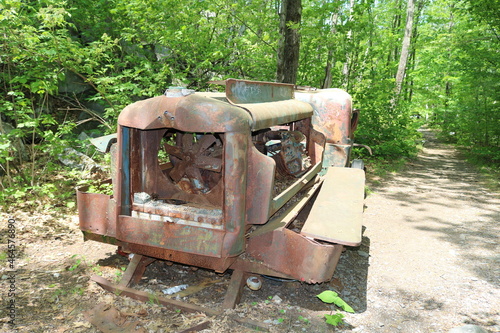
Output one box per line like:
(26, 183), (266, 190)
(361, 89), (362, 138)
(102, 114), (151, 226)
(78, 79), (365, 309)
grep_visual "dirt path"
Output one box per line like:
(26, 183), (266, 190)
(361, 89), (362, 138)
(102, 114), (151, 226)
(1, 129), (498, 332)
(341, 129), (499, 332)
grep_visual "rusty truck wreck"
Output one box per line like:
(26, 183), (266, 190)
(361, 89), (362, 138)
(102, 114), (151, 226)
(77, 79), (365, 308)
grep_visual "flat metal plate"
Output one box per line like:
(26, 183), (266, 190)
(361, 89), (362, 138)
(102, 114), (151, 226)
(225, 79), (294, 104)
(301, 167), (365, 246)
(90, 133), (117, 153)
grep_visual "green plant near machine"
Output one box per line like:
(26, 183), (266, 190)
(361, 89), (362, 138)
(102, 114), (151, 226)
(50, 286), (66, 302)
(91, 263), (102, 275)
(68, 254), (83, 271)
(86, 182), (113, 195)
(67, 254), (103, 275)
(48, 283), (85, 302)
(148, 292), (160, 305)
(317, 290), (354, 327)
(70, 286), (85, 295)
(113, 265), (126, 282)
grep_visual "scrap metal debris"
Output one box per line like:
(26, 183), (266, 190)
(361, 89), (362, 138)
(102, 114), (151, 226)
(162, 284), (188, 295)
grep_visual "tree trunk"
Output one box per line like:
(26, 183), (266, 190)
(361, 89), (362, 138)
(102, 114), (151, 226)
(276, 0), (302, 84)
(322, 12), (339, 89)
(342, 0), (356, 89)
(322, 50), (334, 89)
(386, 0), (403, 68)
(394, 0), (415, 99)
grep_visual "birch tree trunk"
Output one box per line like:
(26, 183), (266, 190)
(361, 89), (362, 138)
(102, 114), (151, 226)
(276, 0), (302, 84)
(342, 0), (356, 89)
(394, 0), (415, 99)
(322, 12), (339, 89)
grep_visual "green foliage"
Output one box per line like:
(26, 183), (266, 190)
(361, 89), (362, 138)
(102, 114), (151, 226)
(68, 254), (83, 272)
(147, 292), (160, 305)
(317, 290), (354, 327)
(86, 183), (113, 195)
(413, 0), (500, 158)
(324, 312), (345, 326)
(1, 0), (498, 211)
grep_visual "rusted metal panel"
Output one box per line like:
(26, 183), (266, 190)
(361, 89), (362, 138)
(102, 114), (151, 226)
(122, 242), (237, 272)
(245, 143), (275, 225)
(246, 228), (343, 283)
(295, 88), (353, 143)
(237, 100), (313, 131)
(77, 190), (116, 237)
(221, 131), (248, 256)
(295, 88), (354, 167)
(226, 79), (294, 103)
(132, 202), (223, 228)
(117, 215), (225, 257)
(118, 94), (252, 133)
(82, 231), (119, 245)
(301, 167), (365, 246)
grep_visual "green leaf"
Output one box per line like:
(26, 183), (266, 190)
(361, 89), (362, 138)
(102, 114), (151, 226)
(317, 290), (339, 303)
(316, 290), (355, 313)
(324, 313), (344, 326)
(17, 121), (36, 128)
(335, 298), (355, 313)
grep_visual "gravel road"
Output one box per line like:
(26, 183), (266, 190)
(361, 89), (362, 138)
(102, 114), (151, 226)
(335, 129), (499, 332)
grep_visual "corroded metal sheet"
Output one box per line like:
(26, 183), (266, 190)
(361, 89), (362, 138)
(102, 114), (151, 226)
(224, 79), (313, 131)
(295, 89), (354, 167)
(295, 89), (353, 144)
(226, 79), (294, 104)
(245, 144), (274, 225)
(90, 133), (117, 153)
(237, 100), (313, 131)
(77, 190), (116, 237)
(117, 215), (225, 257)
(121, 242), (237, 272)
(301, 167), (365, 246)
(246, 227), (343, 283)
(132, 202), (223, 227)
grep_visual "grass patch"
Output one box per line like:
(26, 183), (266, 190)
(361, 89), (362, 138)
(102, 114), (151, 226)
(363, 156), (411, 188)
(460, 147), (500, 194)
